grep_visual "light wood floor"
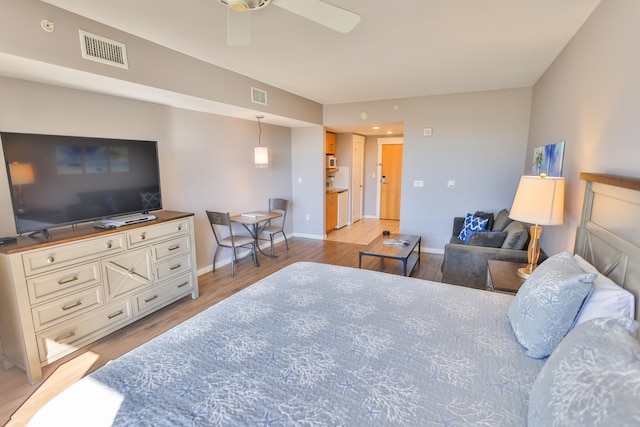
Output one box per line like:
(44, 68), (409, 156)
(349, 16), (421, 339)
(325, 218), (401, 244)
(0, 234), (443, 425)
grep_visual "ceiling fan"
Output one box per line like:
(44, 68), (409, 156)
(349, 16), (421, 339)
(218, 0), (361, 45)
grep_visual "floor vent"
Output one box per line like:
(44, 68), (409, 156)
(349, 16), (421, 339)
(79, 30), (129, 69)
(251, 87), (268, 105)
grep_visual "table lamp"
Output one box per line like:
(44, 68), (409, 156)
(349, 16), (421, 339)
(509, 173), (565, 278)
(9, 162), (35, 212)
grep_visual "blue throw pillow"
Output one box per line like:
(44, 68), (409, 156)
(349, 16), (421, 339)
(457, 213), (489, 244)
(528, 317), (640, 426)
(508, 252), (596, 358)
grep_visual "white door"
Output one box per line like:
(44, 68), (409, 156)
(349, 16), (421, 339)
(351, 135), (365, 223)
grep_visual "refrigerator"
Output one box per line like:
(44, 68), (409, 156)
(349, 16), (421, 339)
(336, 190), (349, 229)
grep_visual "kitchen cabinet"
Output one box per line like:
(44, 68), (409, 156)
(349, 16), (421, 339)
(325, 132), (336, 155)
(326, 192), (338, 233)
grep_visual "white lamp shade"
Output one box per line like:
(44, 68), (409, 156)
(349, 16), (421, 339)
(254, 146), (268, 168)
(509, 175), (565, 225)
(9, 163), (35, 185)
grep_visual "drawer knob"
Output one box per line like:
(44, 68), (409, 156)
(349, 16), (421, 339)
(168, 244), (180, 251)
(177, 225), (182, 231)
(47, 256), (55, 264)
(140, 233), (146, 240)
(177, 281), (189, 288)
(106, 242), (112, 249)
(169, 264), (181, 271)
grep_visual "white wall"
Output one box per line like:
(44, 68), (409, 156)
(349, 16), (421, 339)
(325, 88), (533, 252)
(528, 0), (640, 254)
(0, 76), (293, 271)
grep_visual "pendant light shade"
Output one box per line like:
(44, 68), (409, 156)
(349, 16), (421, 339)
(254, 146), (269, 168)
(254, 115), (268, 168)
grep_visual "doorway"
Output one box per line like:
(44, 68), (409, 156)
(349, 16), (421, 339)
(377, 137), (403, 220)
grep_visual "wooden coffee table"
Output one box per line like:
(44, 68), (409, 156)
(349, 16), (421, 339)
(359, 233), (421, 276)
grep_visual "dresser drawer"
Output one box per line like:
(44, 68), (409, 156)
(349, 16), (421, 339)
(126, 219), (189, 248)
(32, 285), (104, 332)
(36, 299), (133, 364)
(133, 273), (194, 316)
(154, 253), (192, 282)
(26, 262), (101, 305)
(23, 234), (125, 276)
(151, 235), (191, 262)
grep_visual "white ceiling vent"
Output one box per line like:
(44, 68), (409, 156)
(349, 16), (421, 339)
(79, 30), (128, 69)
(251, 87), (268, 106)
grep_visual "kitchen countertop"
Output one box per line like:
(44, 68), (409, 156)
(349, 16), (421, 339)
(326, 187), (348, 194)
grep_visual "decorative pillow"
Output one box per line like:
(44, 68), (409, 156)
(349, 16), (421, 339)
(457, 213), (489, 244)
(492, 208), (513, 231)
(508, 251), (596, 358)
(500, 221), (529, 250)
(467, 230), (508, 248)
(140, 192), (161, 210)
(528, 317), (640, 426)
(473, 211), (494, 231)
(572, 254), (636, 325)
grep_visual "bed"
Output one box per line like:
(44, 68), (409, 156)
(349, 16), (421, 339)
(27, 173), (640, 426)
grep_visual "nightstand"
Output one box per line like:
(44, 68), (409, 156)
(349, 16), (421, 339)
(486, 260), (527, 294)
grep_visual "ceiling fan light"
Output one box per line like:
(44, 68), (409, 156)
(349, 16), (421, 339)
(229, 0), (249, 11)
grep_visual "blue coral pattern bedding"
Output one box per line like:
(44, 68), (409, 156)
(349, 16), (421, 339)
(30, 262), (544, 426)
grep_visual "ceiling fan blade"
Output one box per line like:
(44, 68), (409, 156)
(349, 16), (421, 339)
(272, 0), (360, 33)
(227, 8), (252, 45)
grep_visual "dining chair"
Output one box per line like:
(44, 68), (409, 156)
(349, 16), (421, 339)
(206, 210), (258, 277)
(258, 198), (289, 256)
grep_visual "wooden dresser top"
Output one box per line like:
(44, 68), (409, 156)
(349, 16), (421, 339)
(0, 211), (194, 255)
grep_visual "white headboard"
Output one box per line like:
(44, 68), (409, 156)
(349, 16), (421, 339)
(575, 173), (640, 321)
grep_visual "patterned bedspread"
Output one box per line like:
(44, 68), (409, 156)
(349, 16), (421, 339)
(29, 262), (544, 426)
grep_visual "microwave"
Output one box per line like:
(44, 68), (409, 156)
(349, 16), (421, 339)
(327, 156), (337, 168)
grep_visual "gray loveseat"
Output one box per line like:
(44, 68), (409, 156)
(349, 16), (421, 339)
(441, 209), (547, 289)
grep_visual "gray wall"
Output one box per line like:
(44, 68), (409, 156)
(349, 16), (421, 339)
(527, 0), (640, 254)
(291, 126), (325, 238)
(0, 77), (293, 272)
(324, 88), (533, 252)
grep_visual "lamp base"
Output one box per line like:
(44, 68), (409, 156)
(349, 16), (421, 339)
(517, 267), (533, 279)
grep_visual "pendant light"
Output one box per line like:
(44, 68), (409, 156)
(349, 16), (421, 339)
(254, 115), (268, 168)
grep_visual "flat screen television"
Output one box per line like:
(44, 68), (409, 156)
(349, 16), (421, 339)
(1, 132), (162, 238)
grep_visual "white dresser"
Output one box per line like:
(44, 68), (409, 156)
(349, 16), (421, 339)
(0, 211), (198, 383)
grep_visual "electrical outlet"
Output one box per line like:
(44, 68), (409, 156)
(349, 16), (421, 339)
(447, 180), (456, 188)
(305, 214), (310, 220)
(413, 180), (424, 188)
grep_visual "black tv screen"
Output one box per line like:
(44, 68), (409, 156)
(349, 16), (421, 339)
(1, 132), (162, 235)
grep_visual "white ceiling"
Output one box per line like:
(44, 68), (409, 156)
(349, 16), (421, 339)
(27, 0), (601, 134)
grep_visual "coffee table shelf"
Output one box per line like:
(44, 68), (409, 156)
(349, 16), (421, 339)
(359, 234), (421, 276)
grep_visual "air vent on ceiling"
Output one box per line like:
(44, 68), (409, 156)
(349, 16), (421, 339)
(79, 30), (128, 69)
(251, 87), (268, 106)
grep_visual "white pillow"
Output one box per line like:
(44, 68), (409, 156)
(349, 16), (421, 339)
(573, 254), (636, 325)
